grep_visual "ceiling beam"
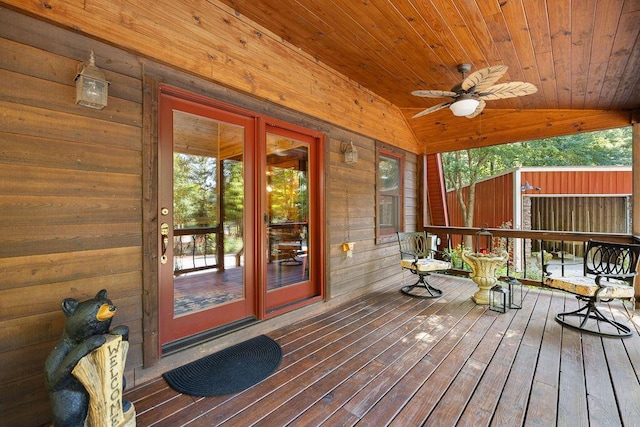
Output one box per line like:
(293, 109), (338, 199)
(404, 109), (632, 154)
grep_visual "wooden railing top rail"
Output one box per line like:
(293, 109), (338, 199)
(174, 226), (220, 236)
(423, 226), (636, 245)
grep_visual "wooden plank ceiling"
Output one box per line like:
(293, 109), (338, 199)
(218, 0), (640, 152)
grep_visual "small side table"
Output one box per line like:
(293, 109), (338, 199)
(461, 251), (509, 305)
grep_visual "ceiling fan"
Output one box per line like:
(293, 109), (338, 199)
(411, 64), (538, 119)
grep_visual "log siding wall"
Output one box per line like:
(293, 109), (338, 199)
(0, 9), (417, 425)
(0, 13), (146, 424)
(1, 0), (419, 153)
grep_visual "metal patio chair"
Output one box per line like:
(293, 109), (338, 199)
(545, 239), (640, 337)
(397, 231), (452, 298)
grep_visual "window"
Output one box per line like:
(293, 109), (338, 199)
(376, 144), (404, 243)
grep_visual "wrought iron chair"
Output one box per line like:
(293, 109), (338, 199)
(397, 231), (452, 298)
(545, 239), (640, 337)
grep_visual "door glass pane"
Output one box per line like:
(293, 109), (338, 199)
(266, 133), (309, 290)
(172, 110), (245, 316)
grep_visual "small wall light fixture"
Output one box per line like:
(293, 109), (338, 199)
(341, 140), (358, 165)
(75, 50), (109, 110)
(521, 181), (541, 192)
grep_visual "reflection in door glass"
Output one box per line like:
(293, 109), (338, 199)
(266, 134), (310, 291)
(172, 110), (245, 316)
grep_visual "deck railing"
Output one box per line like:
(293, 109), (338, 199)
(173, 226), (224, 275)
(423, 225), (637, 287)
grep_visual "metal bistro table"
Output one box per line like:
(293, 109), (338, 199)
(461, 250), (509, 305)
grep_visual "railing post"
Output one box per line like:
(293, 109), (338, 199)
(540, 239), (547, 284)
(560, 240), (566, 276)
(217, 226), (225, 272)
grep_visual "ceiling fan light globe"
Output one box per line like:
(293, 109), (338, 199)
(449, 98), (479, 116)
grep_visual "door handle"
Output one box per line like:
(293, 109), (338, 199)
(160, 223), (169, 264)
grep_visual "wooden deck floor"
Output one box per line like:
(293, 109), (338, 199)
(125, 275), (640, 426)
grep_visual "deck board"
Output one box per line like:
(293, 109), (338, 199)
(524, 289), (564, 426)
(603, 336), (640, 424)
(558, 296), (589, 427)
(126, 274), (640, 426)
(492, 289), (545, 426)
(389, 306), (493, 425)
(584, 332), (622, 425)
(458, 287), (540, 426)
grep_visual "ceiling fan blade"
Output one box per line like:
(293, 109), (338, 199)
(478, 82), (538, 100)
(461, 65), (508, 92)
(411, 89), (456, 98)
(465, 99), (486, 118)
(412, 101), (452, 118)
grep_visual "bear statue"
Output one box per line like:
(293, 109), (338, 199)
(44, 289), (131, 427)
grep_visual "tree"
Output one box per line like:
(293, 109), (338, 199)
(223, 159), (244, 228)
(173, 153), (218, 227)
(442, 127), (632, 228)
(268, 167), (307, 223)
(443, 149), (490, 228)
(222, 159), (244, 253)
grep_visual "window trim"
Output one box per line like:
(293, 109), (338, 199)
(376, 142), (405, 244)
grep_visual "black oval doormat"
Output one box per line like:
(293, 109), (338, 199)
(162, 335), (282, 396)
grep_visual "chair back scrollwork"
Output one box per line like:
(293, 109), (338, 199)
(584, 241), (640, 285)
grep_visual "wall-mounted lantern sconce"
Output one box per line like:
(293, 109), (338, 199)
(340, 140), (358, 165)
(75, 50), (109, 110)
(521, 181), (541, 192)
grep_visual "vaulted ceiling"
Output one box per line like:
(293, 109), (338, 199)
(219, 0), (640, 151)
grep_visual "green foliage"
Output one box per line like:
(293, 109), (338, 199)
(442, 127), (631, 190)
(224, 236), (243, 253)
(173, 153), (218, 227)
(442, 127), (632, 228)
(268, 168), (308, 223)
(223, 159), (244, 230)
(174, 156), (246, 256)
(222, 159), (245, 254)
(445, 244), (468, 270)
(379, 154), (400, 190)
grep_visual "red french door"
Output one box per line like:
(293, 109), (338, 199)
(158, 87), (257, 350)
(157, 86), (324, 352)
(262, 122), (324, 316)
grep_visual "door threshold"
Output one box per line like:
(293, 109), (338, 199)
(161, 317), (259, 356)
